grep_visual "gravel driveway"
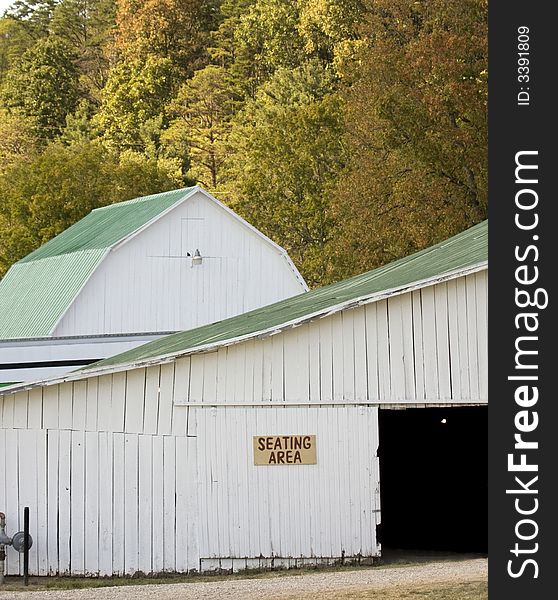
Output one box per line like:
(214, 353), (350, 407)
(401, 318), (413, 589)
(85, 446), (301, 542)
(0, 559), (487, 600)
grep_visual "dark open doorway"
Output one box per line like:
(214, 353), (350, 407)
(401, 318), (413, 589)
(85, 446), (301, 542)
(378, 406), (487, 553)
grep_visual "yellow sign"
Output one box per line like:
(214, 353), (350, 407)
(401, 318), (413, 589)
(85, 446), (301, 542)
(253, 435), (317, 465)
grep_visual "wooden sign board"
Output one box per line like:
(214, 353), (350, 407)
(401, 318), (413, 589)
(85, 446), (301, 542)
(253, 435), (317, 465)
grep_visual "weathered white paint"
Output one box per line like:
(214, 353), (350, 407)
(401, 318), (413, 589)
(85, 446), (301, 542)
(53, 190), (306, 337)
(0, 268), (487, 575)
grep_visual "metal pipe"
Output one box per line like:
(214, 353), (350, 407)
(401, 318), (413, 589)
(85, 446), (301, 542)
(0, 512), (7, 586)
(23, 508), (29, 586)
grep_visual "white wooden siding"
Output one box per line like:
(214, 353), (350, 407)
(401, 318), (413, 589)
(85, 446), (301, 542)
(0, 429), (197, 576)
(196, 406), (379, 561)
(54, 191), (305, 336)
(0, 268), (487, 575)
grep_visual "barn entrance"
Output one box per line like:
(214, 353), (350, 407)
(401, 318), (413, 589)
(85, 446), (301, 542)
(377, 406), (487, 553)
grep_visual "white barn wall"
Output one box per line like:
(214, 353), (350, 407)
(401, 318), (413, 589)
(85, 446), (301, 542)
(0, 268), (487, 575)
(54, 191), (305, 336)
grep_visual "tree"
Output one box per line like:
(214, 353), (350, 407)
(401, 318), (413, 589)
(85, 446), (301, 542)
(298, 0), (365, 64)
(94, 54), (174, 151)
(0, 109), (39, 173)
(331, 0), (488, 278)
(166, 65), (238, 189)
(113, 0), (219, 80)
(230, 0), (305, 98)
(225, 61), (346, 286)
(1, 35), (80, 139)
(50, 0), (117, 101)
(3, 1), (58, 40)
(0, 140), (180, 275)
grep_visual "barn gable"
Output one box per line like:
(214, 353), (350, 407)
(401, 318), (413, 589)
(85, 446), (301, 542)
(0, 186), (307, 340)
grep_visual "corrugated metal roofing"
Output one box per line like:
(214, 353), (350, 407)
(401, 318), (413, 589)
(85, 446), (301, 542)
(84, 220), (487, 372)
(20, 188), (196, 262)
(0, 188), (197, 339)
(0, 249), (107, 338)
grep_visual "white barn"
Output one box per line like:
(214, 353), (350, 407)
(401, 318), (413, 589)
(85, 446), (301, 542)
(0, 187), (307, 383)
(0, 221), (487, 576)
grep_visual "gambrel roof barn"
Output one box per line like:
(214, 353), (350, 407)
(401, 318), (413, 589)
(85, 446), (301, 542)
(0, 186), (307, 382)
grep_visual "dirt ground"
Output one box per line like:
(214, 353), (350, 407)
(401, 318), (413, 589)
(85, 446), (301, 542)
(0, 554), (487, 600)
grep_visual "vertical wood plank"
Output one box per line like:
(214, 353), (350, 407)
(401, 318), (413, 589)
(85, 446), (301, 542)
(42, 386), (59, 430)
(143, 366), (160, 435)
(175, 437), (189, 571)
(387, 297), (406, 400)
(58, 384), (73, 430)
(84, 432), (99, 575)
(434, 283), (452, 400)
(98, 431), (113, 576)
(420, 287), (439, 400)
(125, 369), (146, 434)
(70, 431), (86, 574)
(157, 364), (175, 436)
(376, 300), (391, 401)
(112, 433), (125, 574)
(96, 375), (112, 432)
(365, 303), (379, 402)
(151, 435), (164, 573)
(466, 274), (480, 400)
(124, 434), (139, 574)
(85, 377), (99, 432)
(58, 430), (71, 574)
(46, 430), (59, 574)
(12, 391), (28, 429)
(36, 429), (48, 575)
(172, 358), (191, 435)
(476, 271), (489, 400)
(27, 388), (43, 430)
(111, 372), (127, 433)
(72, 381), (87, 431)
(163, 436), (176, 571)
(138, 435), (153, 574)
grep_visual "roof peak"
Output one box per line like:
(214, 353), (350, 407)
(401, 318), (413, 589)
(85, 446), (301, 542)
(92, 186), (197, 212)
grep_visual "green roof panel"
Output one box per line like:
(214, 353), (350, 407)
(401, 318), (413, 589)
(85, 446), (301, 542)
(87, 220), (488, 371)
(0, 249), (107, 338)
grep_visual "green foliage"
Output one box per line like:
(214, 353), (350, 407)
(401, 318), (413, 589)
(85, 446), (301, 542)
(167, 65), (238, 189)
(331, 0), (488, 279)
(1, 35), (80, 139)
(0, 140), (180, 275)
(0, 109), (39, 173)
(95, 54), (174, 150)
(0, 0), (487, 289)
(298, 0), (365, 63)
(4, 1), (57, 39)
(113, 0), (219, 78)
(226, 62), (346, 286)
(50, 0), (117, 100)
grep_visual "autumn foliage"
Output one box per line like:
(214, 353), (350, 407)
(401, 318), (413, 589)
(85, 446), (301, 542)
(0, 0), (487, 285)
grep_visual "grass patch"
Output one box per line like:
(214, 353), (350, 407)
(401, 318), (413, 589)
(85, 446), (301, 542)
(283, 580), (488, 600)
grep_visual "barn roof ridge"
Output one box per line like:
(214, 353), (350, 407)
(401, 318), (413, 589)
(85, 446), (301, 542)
(18, 187), (197, 263)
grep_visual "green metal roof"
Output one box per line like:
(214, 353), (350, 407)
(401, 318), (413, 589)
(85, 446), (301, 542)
(0, 187), (197, 339)
(20, 187), (196, 262)
(85, 220), (488, 372)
